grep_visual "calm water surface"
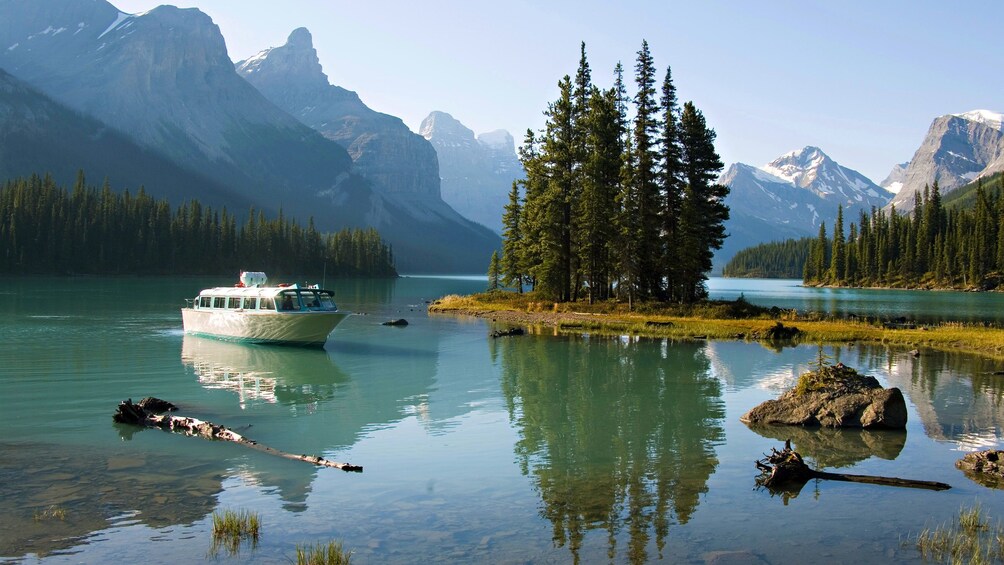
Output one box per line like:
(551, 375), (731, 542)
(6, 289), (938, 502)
(2, 276), (1004, 564)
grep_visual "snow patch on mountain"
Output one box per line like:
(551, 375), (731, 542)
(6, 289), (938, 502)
(954, 109), (1004, 131)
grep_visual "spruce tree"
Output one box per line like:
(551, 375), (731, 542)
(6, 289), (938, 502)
(487, 250), (501, 291)
(659, 65), (684, 301)
(830, 205), (845, 283)
(676, 102), (727, 302)
(578, 86), (621, 303)
(630, 40), (663, 299)
(501, 181), (524, 293)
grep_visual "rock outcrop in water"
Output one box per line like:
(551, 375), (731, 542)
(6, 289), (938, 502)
(957, 450), (1004, 489)
(741, 363), (907, 429)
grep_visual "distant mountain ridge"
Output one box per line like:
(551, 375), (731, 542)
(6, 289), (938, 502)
(0, 67), (247, 207)
(420, 111), (522, 234)
(0, 0), (499, 272)
(883, 109), (1004, 211)
(236, 27), (441, 200)
(717, 146), (892, 270)
(0, 1), (356, 208)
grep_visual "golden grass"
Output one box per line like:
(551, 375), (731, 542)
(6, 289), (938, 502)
(295, 541), (352, 565)
(429, 292), (1004, 360)
(911, 504), (1004, 564)
(210, 508), (260, 557)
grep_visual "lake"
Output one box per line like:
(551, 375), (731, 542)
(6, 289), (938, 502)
(2, 275), (1004, 564)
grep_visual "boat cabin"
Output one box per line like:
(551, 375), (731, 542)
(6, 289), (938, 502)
(191, 285), (339, 313)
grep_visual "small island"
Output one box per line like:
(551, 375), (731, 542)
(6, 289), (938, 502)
(429, 291), (1004, 360)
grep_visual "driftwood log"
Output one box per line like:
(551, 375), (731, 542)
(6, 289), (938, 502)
(755, 440), (949, 494)
(114, 397), (362, 472)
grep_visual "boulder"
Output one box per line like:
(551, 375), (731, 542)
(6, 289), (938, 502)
(957, 450), (1004, 489)
(740, 364), (907, 429)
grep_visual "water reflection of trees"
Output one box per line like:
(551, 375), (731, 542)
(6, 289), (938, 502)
(496, 335), (725, 563)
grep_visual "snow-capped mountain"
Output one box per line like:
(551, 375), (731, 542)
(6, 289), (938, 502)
(884, 109), (1004, 211)
(761, 146), (890, 206)
(420, 112), (522, 234)
(716, 146), (893, 270)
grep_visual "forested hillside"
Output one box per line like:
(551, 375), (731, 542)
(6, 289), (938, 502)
(722, 238), (812, 279)
(0, 173), (397, 277)
(804, 176), (1004, 289)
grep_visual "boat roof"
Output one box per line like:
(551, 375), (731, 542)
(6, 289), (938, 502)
(196, 284), (331, 298)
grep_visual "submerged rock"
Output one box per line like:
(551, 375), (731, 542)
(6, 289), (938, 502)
(382, 319), (409, 326)
(740, 364), (907, 429)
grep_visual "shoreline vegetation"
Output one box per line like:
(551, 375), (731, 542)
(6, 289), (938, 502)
(429, 291), (1004, 360)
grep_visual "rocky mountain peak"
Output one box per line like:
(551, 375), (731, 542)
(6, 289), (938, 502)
(880, 162), (909, 194)
(477, 129), (515, 151)
(420, 111), (476, 143)
(762, 146), (832, 188)
(287, 26), (313, 49)
(953, 109), (1004, 131)
(236, 26), (328, 91)
(886, 110), (1004, 211)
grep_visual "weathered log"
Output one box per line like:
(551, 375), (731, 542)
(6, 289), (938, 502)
(755, 441), (948, 493)
(114, 398), (362, 472)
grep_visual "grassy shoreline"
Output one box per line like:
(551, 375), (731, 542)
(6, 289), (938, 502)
(428, 292), (1004, 360)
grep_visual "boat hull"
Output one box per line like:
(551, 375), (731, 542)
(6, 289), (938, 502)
(181, 308), (349, 347)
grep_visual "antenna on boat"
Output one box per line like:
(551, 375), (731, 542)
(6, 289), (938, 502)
(322, 261), (327, 289)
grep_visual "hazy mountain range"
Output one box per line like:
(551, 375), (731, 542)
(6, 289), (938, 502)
(1, 0), (1002, 275)
(420, 111), (521, 234)
(0, 0), (504, 273)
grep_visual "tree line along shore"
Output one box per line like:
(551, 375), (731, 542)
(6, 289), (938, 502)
(0, 172), (397, 277)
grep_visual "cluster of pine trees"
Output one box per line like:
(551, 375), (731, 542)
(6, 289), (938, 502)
(805, 177), (1004, 289)
(722, 238), (811, 279)
(0, 173), (397, 277)
(494, 42), (729, 305)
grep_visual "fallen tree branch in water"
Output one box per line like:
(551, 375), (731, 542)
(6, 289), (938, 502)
(114, 397), (362, 472)
(756, 440), (948, 493)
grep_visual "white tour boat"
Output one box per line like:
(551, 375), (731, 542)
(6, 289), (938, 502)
(181, 271), (350, 347)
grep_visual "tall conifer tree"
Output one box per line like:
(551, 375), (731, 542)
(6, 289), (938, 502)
(676, 102), (728, 302)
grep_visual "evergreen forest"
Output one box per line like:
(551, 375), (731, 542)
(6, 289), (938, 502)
(721, 176), (1004, 288)
(722, 238), (812, 279)
(800, 176), (1004, 289)
(497, 42), (729, 305)
(0, 172), (397, 277)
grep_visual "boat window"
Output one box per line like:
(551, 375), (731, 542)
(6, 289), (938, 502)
(199, 296), (211, 308)
(279, 291), (300, 311)
(259, 297), (275, 311)
(318, 291), (337, 311)
(213, 296), (225, 309)
(242, 297), (257, 310)
(228, 297), (241, 309)
(301, 290), (322, 310)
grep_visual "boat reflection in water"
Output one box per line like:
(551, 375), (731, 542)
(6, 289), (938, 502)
(181, 334), (350, 409)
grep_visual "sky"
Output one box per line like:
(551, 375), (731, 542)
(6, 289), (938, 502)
(113, 0), (1004, 185)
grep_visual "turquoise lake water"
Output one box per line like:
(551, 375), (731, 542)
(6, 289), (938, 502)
(2, 276), (1004, 563)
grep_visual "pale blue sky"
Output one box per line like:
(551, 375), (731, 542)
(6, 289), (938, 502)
(115, 0), (1003, 184)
